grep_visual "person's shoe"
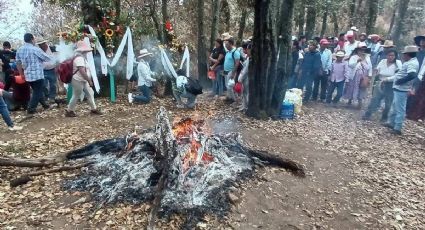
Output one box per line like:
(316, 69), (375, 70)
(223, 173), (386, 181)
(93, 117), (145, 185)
(128, 93), (134, 104)
(390, 129), (402, 135)
(382, 123), (393, 129)
(8, 126), (23, 131)
(90, 109), (103, 115)
(65, 110), (77, 117)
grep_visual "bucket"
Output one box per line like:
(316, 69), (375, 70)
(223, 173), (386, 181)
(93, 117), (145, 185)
(280, 102), (295, 119)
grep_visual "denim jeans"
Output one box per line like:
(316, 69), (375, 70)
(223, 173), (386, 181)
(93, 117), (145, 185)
(212, 65), (224, 96)
(313, 73), (329, 100)
(387, 90), (408, 131)
(28, 79), (48, 113)
(326, 81), (344, 103)
(44, 69), (57, 100)
(0, 95), (13, 127)
(297, 71), (315, 102)
(133, 85), (152, 103)
(364, 81), (394, 121)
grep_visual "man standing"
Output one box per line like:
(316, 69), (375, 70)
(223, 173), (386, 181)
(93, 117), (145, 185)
(0, 41), (16, 91)
(343, 31), (359, 59)
(37, 39), (58, 104)
(383, 46), (420, 135)
(297, 40), (322, 103)
(313, 39), (332, 102)
(16, 33), (52, 114)
(223, 37), (241, 103)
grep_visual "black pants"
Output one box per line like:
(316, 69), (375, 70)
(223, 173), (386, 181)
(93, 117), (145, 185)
(28, 79), (48, 113)
(313, 74), (328, 101)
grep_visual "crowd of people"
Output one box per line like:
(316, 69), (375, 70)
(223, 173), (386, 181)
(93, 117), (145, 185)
(1, 28), (425, 135)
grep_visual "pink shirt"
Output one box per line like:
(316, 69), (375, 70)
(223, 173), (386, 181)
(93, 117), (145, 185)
(330, 61), (349, 82)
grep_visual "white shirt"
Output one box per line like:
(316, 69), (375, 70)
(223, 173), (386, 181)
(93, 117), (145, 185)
(348, 54), (372, 80)
(137, 60), (156, 87)
(376, 59), (402, 80)
(72, 55), (91, 82)
(42, 47), (57, 70)
(344, 41), (359, 58)
(176, 75), (188, 88)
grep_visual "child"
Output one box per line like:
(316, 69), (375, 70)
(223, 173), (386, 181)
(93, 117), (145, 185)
(326, 50), (349, 104)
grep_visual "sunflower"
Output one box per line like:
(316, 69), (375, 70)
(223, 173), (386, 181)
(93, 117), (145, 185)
(105, 29), (114, 37)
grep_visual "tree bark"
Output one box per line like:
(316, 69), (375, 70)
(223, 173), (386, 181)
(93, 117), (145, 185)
(348, 0), (356, 27)
(297, 0), (306, 37)
(304, 0), (317, 40)
(247, 0), (278, 118)
(80, 0), (102, 25)
(162, 0), (169, 44)
(332, 11), (339, 36)
(149, 0), (164, 43)
(388, 4), (397, 35)
(365, 0), (378, 34)
(237, 8), (248, 45)
(209, 0), (221, 51)
(320, 2), (329, 38)
(197, 0), (209, 86)
(221, 0), (231, 32)
(390, 0), (410, 45)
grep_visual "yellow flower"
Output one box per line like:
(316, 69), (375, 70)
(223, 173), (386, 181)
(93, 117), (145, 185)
(105, 29), (114, 37)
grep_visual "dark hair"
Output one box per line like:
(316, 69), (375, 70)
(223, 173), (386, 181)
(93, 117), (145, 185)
(299, 35), (306, 40)
(226, 38), (235, 45)
(292, 41), (300, 50)
(339, 33), (345, 37)
(215, 38), (223, 47)
(405, 52), (417, 58)
(242, 41), (252, 49)
(385, 49), (398, 62)
(3, 41), (11, 48)
(176, 68), (186, 76)
(24, 33), (34, 43)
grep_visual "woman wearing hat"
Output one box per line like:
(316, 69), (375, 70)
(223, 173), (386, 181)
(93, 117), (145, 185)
(343, 42), (372, 109)
(128, 49), (156, 104)
(65, 41), (101, 117)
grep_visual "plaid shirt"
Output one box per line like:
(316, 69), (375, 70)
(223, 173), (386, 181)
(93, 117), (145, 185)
(16, 43), (51, 82)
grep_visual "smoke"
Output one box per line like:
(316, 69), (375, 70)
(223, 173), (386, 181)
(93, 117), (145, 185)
(56, 38), (75, 62)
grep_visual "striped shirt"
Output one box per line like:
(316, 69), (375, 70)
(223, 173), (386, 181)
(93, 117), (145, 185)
(16, 43), (51, 82)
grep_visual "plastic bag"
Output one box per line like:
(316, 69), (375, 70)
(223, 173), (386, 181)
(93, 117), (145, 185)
(227, 78), (235, 88)
(284, 88), (303, 114)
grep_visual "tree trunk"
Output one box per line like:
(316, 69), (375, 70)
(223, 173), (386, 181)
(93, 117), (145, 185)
(162, 0), (169, 44)
(209, 0), (221, 51)
(320, 3), (329, 38)
(390, 0), (410, 45)
(348, 0), (356, 27)
(80, 0), (102, 25)
(237, 8), (248, 45)
(332, 11), (339, 36)
(197, 0), (208, 86)
(304, 1), (317, 40)
(365, 0), (378, 35)
(149, 0), (164, 43)
(297, 0), (306, 36)
(388, 4), (397, 35)
(274, 0), (296, 116)
(221, 0), (231, 32)
(247, 0), (278, 118)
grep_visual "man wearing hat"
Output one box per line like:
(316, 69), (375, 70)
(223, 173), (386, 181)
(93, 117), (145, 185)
(342, 31), (359, 59)
(16, 33), (52, 114)
(128, 49), (156, 104)
(297, 40), (322, 103)
(313, 39), (332, 102)
(37, 38), (59, 104)
(382, 46), (420, 135)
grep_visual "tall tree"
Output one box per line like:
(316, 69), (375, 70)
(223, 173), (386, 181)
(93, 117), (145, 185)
(149, 0), (164, 43)
(331, 11), (339, 36)
(237, 8), (248, 45)
(162, 0), (169, 44)
(304, 0), (317, 39)
(348, 0), (356, 27)
(390, 0), (410, 45)
(365, 0), (378, 34)
(220, 0), (231, 32)
(209, 0), (221, 51)
(247, 0), (295, 118)
(197, 0), (208, 85)
(320, 0), (329, 37)
(297, 0), (306, 36)
(388, 4), (397, 35)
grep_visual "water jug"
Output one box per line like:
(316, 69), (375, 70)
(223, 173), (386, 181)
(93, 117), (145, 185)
(280, 102), (295, 119)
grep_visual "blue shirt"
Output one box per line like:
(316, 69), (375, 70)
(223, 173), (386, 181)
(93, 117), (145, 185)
(320, 48), (333, 73)
(224, 48), (241, 72)
(16, 43), (51, 82)
(301, 50), (321, 74)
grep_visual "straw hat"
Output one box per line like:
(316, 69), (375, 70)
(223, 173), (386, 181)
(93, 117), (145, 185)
(401, 45), (419, 54)
(335, 50), (345, 57)
(75, 41), (93, 52)
(369, 34), (380, 41)
(382, 40), (395, 48)
(221, 32), (232, 40)
(350, 26), (359, 32)
(414, 35), (425, 46)
(353, 42), (371, 54)
(36, 38), (48, 45)
(138, 49), (153, 58)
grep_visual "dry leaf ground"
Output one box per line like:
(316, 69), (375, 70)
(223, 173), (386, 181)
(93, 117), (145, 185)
(0, 93), (424, 229)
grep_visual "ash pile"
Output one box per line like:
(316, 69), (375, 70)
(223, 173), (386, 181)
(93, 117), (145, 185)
(64, 107), (304, 227)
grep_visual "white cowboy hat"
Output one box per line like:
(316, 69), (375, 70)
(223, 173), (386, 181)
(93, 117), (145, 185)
(350, 26), (359, 32)
(335, 50), (345, 57)
(36, 38), (48, 45)
(402, 45), (419, 54)
(221, 32), (232, 41)
(138, 49), (153, 58)
(382, 40), (395, 48)
(75, 40), (93, 52)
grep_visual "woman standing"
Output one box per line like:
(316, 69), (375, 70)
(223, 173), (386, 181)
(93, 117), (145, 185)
(65, 41), (101, 117)
(363, 50), (402, 122)
(343, 42), (372, 109)
(209, 39), (225, 97)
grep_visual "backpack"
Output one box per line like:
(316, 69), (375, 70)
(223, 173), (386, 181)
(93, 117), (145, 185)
(57, 56), (79, 84)
(185, 77), (203, 95)
(231, 49), (244, 75)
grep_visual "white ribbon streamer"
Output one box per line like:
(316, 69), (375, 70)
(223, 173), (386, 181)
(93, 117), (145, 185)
(160, 48), (177, 79)
(83, 37), (100, 92)
(179, 46), (190, 77)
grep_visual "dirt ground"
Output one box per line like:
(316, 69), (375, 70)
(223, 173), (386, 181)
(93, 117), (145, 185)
(0, 94), (424, 230)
